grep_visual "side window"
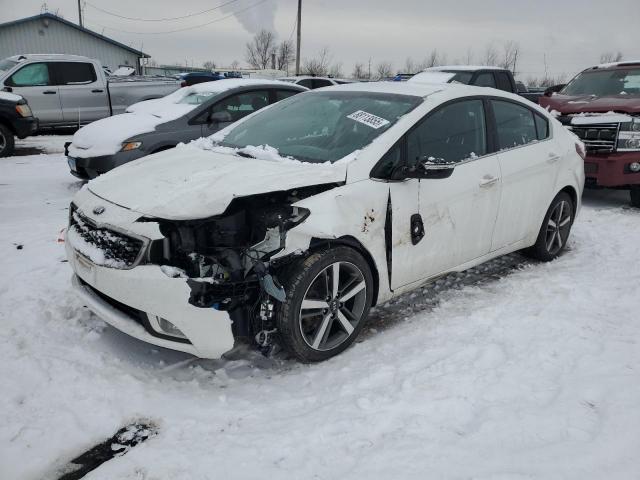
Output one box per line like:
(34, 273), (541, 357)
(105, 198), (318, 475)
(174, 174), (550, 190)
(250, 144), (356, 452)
(371, 142), (402, 179)
(534, 113), (549, 140)
(7, 63), (50, 86)
(297, 78), (314, 89)
(407, 99), (487, 166)
(474, 72), (496, 88)
(492, 100), (538, 149)
(212, 90), (269, 122)
(54, 62), (97, 85)
(275, 89), (298, 101)
(495, 72), (513, 92)
(313, 79), (333, 89)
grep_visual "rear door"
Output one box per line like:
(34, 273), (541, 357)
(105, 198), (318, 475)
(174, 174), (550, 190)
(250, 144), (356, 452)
(53, 62), (109, 124)
(489, 98), (558, 250)
(4, 62), (62, 124)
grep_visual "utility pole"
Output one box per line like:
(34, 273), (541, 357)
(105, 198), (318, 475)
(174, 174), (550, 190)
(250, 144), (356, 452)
(77, 0), (83, 27)
(295, 0), (301, 75)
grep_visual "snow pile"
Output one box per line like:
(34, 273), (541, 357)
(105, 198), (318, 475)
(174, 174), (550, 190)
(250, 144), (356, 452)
(1, 141), (640, 479)
(407, 71), (456, 85)
(570, 111), (634, 125)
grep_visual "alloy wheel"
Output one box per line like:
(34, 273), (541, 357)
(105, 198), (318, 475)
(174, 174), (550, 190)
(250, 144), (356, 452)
(298, 261), (367, 351)
(545, 200), (572, 255)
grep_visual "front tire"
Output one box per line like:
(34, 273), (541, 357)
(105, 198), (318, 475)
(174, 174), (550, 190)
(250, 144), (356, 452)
(524, 192), (574, 261)
(276, 247), (374, 363)
(631, 186), (640, 208)
(0, 124), (15, 158)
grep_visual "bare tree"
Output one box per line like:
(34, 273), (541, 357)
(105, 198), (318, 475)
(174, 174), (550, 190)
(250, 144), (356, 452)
(599, 51), (623, 63)
(352, 62), (367, 80)
(245, 30), (276, 70)
(421, 49), (441, 69)
(328, 62), (344, 78)
(375, 61), (393, 80)
(203, 60), (216, 71)
(276, 40), (295, 73)
(403, 57), (416, 74)
(230, 60), (240, 70)
(302, 47), (332, 76)
(482, 44), (498, 66)
(500, 41), (520, 75)
(464, 48), (474, 65)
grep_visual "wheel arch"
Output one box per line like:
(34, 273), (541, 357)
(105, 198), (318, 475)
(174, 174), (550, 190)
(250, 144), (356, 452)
(559, 185), (578, 215)
(308, 235), (380, 307)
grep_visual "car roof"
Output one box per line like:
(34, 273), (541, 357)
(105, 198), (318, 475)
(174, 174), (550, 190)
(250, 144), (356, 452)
(181, 79), (306, 94)
(424, 65), (508, 72)
(589, 60), (640, 70)
(8, 53), (93, 62)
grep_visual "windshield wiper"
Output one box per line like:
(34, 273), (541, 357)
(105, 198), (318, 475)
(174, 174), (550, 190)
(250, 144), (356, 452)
(236, 150), (255, 159)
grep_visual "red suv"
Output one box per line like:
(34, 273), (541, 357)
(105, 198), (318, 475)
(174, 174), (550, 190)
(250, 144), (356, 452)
(540, 61), (640, 207)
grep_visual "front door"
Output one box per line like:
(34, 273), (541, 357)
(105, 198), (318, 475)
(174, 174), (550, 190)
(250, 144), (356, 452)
(388, 98), (501, 289)
(53, 62), (110, 125)
(4, 62), (62, 124)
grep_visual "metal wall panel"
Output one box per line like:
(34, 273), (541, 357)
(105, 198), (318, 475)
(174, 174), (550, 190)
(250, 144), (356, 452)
(0, 17), (141, 72)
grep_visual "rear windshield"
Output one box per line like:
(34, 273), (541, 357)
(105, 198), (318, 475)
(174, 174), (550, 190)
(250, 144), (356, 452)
(0, 58), (18, 74)
(220, 91), (422, 164)
(177, 91), (218, 104)
(442, 71), (474, 84)
(562, 68), (640, 96)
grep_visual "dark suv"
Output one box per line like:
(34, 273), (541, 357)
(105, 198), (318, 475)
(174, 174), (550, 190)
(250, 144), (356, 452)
(0, 91), (37, 157)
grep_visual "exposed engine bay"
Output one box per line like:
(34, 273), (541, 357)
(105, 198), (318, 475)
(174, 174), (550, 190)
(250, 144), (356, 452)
(145, 183), (340, 348)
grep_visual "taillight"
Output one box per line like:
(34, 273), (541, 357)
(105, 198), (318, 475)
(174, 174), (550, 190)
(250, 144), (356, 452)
(575, 141), (586, 160)
(180, 80), (187, 87)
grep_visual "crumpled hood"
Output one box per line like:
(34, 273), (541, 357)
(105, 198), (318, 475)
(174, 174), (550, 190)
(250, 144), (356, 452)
(541, 94), (640, 115)
(87, 145), (347, 220)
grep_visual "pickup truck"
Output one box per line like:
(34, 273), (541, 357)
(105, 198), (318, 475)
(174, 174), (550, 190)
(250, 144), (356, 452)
(0, 54), (180, 130)
(540, 61), (640, 207)
(408, 66), (543, 103)
(0, 91), (38, 157)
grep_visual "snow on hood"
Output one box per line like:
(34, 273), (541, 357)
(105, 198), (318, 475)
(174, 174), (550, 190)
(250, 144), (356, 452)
(87, 144), (347, 220)
(0, 91), (22, 102)
(541, 94), (640, 116)
(407, 71), (456, 85)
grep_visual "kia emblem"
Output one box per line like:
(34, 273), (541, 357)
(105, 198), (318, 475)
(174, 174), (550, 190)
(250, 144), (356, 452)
(93, 206), (105, 215)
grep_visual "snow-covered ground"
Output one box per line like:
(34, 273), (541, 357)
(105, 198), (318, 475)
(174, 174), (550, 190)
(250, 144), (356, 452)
(1, 136), (639, 480)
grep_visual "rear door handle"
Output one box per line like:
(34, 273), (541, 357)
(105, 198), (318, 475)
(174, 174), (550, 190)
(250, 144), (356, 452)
(43, 90), (57, 95)
(91, 89), (104, 93)
(479, 175), (499, 188)
(547, 152), (561, 163)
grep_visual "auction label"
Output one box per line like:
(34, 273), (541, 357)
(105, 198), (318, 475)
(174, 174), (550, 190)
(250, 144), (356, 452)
(347, 110), (390, 129)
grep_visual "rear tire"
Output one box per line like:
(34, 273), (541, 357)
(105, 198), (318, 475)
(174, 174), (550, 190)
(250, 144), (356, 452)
(0, 124), (15, 158)
(275, 247), (374, 363)
(524, 192), (574, 261)
(631, 186), (640, 208)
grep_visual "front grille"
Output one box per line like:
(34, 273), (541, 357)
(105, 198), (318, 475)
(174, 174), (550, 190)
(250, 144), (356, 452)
(568, 123), (619, 152)
(70, 210), (144, 269)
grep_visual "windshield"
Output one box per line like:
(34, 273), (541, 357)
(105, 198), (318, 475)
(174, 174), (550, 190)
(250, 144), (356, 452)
(220, 91), (421, 163)
(177, 91), (218, 104)
(562, 68), (640, 96)
(442, 71), (474, 84)
(0, 58), (18, 75)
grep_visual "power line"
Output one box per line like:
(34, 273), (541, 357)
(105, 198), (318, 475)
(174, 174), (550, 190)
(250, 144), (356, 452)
(83, 0), (241, 22)
(84, 0), (270, 35)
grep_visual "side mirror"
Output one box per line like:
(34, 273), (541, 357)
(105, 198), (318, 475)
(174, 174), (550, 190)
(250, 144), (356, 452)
(544, 84), (566, 97)
(401, 157), (456, 179)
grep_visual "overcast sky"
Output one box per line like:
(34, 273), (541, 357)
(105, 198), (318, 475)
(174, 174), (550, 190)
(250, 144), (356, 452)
(1, 0), (639, 80)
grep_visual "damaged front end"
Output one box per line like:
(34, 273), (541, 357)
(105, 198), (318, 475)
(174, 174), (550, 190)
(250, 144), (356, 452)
(146, 184), (336, 347)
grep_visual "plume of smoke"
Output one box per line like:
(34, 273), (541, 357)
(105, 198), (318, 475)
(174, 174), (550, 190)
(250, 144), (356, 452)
(222, 0), (277, 35)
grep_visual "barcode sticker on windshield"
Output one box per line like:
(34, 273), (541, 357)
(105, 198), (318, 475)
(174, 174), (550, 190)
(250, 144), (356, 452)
(347, 110), (390, 129)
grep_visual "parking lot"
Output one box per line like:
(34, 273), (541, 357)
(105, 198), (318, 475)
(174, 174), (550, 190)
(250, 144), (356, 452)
(1, 136), (639, 479)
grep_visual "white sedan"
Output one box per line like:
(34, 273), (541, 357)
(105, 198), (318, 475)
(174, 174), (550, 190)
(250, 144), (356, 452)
(65, 82), (585, 362)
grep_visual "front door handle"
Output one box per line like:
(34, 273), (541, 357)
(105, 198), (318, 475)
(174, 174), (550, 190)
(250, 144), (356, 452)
(479, 175), (499, 188)
(43, 90), (57, 94)
(91, 89), (104, 93)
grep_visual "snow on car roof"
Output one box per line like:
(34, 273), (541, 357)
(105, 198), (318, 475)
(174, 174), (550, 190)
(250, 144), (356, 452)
(424, 65), (508, 72)
(592, 60), (640, 69)
(317, 80), (498, 99)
